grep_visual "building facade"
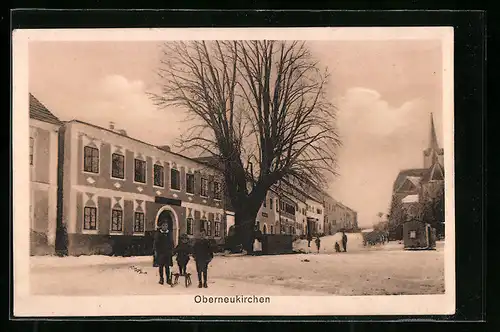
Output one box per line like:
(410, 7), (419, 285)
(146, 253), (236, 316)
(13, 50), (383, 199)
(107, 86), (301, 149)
(295, 199), (308, 236)
(322, 194), (339, 235)
(306, 197), (324, 235)
(29, 94), (63, 255)
(58, 120), (232, 255)
(255, 189), (279, 235)
(277, 193), (298, 235)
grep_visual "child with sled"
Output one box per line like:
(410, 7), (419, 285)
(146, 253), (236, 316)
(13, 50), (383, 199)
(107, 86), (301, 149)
(174, 234), (191, 276)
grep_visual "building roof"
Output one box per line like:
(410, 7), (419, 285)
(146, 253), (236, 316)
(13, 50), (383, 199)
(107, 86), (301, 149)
(193, 158), (357, 213)
(193, 156), (224, 169)
(406, 176), (421, 187)
(66, 119), (220, 172)
(401, 194), (419, 204)
(421, 161), (445, 183)
(392, 168), (428, 191)
(29, 93), (63, 125)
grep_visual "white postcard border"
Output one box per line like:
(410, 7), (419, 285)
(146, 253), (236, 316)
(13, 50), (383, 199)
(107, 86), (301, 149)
(12, 27), (455, 317)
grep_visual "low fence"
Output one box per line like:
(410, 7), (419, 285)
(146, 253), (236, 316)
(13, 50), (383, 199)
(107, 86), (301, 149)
(110, 233), (155, 256)
(260, 234), (293, 255)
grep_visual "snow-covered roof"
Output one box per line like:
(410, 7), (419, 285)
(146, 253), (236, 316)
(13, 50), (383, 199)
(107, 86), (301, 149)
(402, 194), (419, 204)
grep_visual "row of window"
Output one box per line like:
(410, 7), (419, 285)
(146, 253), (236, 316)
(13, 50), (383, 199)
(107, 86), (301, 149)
(83, 206), (222, 237)
(324, 216), (337, 226)
(83, 206), (146, 233)
(185, 218), (221, 237)
(261, 196), (327, 217)
(83, 146), (222, 199)
(306, 204), (323, 215)
(262, 197), (297, 215)
(255, 221), (297, 235)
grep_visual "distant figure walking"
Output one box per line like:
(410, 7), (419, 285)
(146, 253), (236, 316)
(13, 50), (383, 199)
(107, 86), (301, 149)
(342, 231), (348, 252)
(193, 229), (213, 288)
(307, 233), (313, 248)
(315, 236), (321, 253)
(335, 241), (341, 252)
(153, 222), (174, 285)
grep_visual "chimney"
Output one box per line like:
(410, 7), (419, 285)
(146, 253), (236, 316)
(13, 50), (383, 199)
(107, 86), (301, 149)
(109, 121), (115, 130)
(158, 145), (171, 152)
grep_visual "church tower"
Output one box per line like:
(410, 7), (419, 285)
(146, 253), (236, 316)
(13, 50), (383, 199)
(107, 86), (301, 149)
(423, 113), (444, 168)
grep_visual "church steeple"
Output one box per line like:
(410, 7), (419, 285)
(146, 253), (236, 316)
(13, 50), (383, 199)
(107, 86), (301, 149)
(428, 112), (440, 151)
(423, 112), (444, 168)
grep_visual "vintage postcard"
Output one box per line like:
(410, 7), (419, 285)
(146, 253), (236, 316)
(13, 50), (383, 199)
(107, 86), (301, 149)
(12, 27), (455, 317)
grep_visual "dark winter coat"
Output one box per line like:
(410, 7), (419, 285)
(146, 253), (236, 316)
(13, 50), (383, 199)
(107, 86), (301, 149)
(342, 233), (348, 244)
(174, 242), (191, 265)
(193, 238), (213, 264)
(315, 238), (321, 248)
(153, 230), (173, 266)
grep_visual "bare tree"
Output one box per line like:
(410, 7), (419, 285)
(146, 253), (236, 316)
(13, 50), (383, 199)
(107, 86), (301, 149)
(150, 40), (340, 251)
(421, 184), (445, 238)
(387, 195), (405, 240)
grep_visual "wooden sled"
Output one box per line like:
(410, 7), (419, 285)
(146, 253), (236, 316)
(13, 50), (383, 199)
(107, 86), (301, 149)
(170, 272), (192, 288)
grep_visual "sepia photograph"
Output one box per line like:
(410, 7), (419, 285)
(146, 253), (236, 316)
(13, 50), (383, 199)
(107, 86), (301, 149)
(13, 27), (455, 316)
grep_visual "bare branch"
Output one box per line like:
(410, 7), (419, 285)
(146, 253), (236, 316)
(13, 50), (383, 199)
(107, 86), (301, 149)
(150, 40), (342, 249)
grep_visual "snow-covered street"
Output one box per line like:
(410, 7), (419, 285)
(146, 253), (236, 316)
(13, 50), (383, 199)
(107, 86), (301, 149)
(29, 234), (445, 296)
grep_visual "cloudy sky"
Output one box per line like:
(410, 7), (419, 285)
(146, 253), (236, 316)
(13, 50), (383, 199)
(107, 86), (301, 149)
(29, 38), (444, 227)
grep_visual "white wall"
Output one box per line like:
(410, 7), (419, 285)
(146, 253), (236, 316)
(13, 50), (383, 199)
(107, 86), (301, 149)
(226, 212), (235, 235)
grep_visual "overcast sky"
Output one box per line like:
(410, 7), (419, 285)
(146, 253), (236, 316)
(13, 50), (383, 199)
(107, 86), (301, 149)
(29, 38), (444, 227)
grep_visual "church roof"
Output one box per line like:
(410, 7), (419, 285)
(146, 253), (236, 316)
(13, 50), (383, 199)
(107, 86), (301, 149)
(392, 168), (428, 191)
(406, 176), (422, 187)
(401, 194), (419, 204)
(29, 93), (63, 125)
(421, 161), (445, 183)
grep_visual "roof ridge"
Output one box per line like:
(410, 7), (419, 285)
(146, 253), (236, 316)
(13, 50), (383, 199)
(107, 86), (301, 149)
(66, 119), (218, 170)
(29, 93), (63, 125)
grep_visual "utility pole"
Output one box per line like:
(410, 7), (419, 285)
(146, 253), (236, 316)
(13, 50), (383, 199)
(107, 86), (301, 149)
(278, 180), (282, 234)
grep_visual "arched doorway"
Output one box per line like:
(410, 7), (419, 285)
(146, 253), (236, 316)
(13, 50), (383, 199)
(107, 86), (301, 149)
(155, 206), (179, 247)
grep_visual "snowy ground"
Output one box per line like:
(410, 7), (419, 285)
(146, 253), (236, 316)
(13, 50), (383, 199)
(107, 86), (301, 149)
(30, 234), (445, 296)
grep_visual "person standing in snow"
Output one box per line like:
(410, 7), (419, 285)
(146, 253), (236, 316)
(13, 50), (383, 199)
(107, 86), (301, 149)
(307, 233), (313, 247)
(174, 234), (191, 276)
(193, 229), (213, 288)
(315, 236), (321, 253)
(335, 241), (341, 252)
(153, 221), (174, 285)
(342, 231), (348, 252)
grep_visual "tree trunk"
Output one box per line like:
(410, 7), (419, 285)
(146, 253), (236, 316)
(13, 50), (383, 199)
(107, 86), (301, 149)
(234, 209), (258, 254)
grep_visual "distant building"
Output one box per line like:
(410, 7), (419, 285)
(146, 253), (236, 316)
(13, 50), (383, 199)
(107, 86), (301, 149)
(322, 194), (338, 235)
(29, 94), (63, 255)
(255, 189), (279, 235)
(389, 113), (445, 243)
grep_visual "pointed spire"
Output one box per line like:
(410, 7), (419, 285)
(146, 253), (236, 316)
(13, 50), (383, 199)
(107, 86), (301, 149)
(429, 112), (440, 151)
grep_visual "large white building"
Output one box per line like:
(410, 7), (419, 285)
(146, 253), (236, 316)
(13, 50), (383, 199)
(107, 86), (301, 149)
(29, 94), (63, 255)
